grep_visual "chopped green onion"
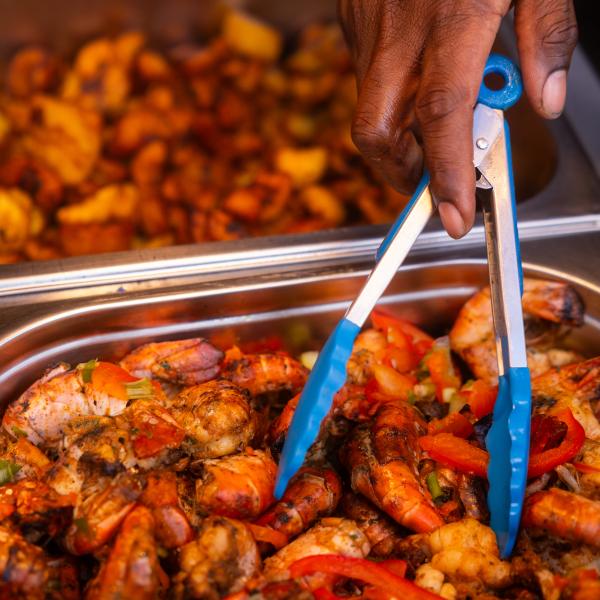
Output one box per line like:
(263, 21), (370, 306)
(0, 460), (21, 485)
(11, 426), (27, 439)
(416, 362), (431, 381)
(73, 517), (90, 536)
(125, 378), (154, 400)
(426, 471), (443, 501)
(407, 390), (417, 405)
(442, 387), (457, 403)
(79, 359), (98, 383)
(300, 351), (319, 370)
(449, 394), (466, 414)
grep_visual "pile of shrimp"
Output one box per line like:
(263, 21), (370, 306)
(0, 9), (408, 264)
(1, 277), (599, 600)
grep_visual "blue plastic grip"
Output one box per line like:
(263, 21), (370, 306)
(274, 318), (361, 498)
(376, 172), (430, 262)
(478, 54), (523, 110)
(486, 366), (531, 558)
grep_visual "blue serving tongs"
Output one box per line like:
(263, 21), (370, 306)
(276, 54), (531, 558)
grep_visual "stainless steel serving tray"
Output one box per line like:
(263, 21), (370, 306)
(2, 221), (600, 408)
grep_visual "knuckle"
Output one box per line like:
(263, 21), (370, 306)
(415, 84), (464, 126)
(537, 6), (578, 57)
(351, 114), (393, 159)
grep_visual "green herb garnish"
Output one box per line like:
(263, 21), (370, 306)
(79, 359), (98, 383)
(73, 517), (91, 537)
(0, 460), (21, 485)
(407, 390), (417, 405)
(11, 426), (28, 439)
(426, 471), (443, 501)
(125, 378), (154, 400)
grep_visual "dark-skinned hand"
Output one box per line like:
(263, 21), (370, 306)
(338, 0), (577, 237)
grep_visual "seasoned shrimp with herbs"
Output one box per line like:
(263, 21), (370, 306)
(1, 278), (599, 599)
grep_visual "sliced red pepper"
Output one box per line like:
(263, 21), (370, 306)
(239, 335), (285, 354)
(383, 345), (418, 374)
(530, 414), (567, 454)
(459, 380), (497, 419)
(427, 413), (474, 438)
(313, 589), (345, 600)
(379, 559), (407, 578)
(370, 364), (416, 401)
(289, 555), (441, 600)
(420, 409), (585, 480)
(527, 409), (585, 478)
(419, 433), (488, 477)
(423, 342), (461, 403)
(371, 309), (434, 359)
(89, 362), (138, 401)
(245, 523), (288, 550)
(572, 462), (600, 474)
(130, 405), (186, 459)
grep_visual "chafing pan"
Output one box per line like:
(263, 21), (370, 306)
(1, 226), (600, 408)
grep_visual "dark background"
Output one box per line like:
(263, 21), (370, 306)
(575, 0), (600, 71)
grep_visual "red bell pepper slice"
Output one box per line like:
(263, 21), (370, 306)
(420, 409), (585, 480)
(370, 364), (417, 401)
(313, 589), (345, 600)
(529, 414), (567, 454)
(371, 309), (434, 359)
(89, 362), (138, 400)
(572, 462), (600, 474)
(379, 559), (408, 578)
(289, 555), (441, 600)
(245, 523), (288, 549)
(427, 413), (474, 438)
(422, 343), (461, 403)
(458, 380), (497, 418)
(419, 433), (488, 478)
(527, 409), (585, 478)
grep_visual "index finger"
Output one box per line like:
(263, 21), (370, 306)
(415, 4), (506, 238)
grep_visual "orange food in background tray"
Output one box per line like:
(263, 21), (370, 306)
(0, 10), (409, 264)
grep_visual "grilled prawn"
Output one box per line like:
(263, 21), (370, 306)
(173, 515), (260, 600)
(86, 505), (166, 600)
(256, 466), (342, 540)
(522, 488), (600, 548)
(342, 400), (444, 533)
(450, 278), (583, 383)
(195, 448), (276, 519)
(221, 349), (308, 396)
(171, 379), (257, 458)
(119, 337), (223, 386)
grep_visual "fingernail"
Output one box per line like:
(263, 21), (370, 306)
(438, 202), (466, 239)
(542, 70), (567, 118)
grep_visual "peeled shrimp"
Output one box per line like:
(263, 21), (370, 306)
(450, 278), (583, 383)
(86, 505), (166, 600)
(172, 515), (260, 599)
(2, 364), (130, 447)
(221, 350), (308, 396)
(171, 379), (257, 458)
(532, 356), (600, 441)
(195, 448), (276, 519)
(262, 517), (371, 582)
(119, 337), (223, 386)
(341, 400), (444, 533)
(256, 466), (342, 539)
(522, 488), (600, 548)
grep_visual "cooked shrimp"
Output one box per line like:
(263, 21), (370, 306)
(340, 492), (403, 557)
(522, 488), (600, 548)
(171, 379), (257, 459)
(449, 279), (583, 383)
(256, 466), (342, 539)
(140, 470), (194, 548)
(563, 569), (600, 600)
(172, 515), (260, 599)
(221, 349), (308, 396)
(119, 338), (223, 386)
(0, 432), (51, 480)
(195, 448), (276, 519)
(0, 524), (49, 599)
(423, 519), (512, 589)
(2, 362), (144, 447)
(65, 471), (145, 555)
(577, 440), (600, 499)
(341, 400), (444, 533)
(0, 479), (73, 543)
(532, 356), (600, 441)
(86, 505), (166, 600)
(347, 328), (387, 385)
(262, 517), (370, 583)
